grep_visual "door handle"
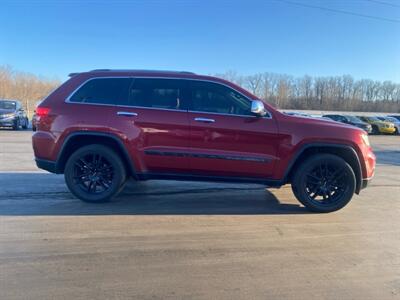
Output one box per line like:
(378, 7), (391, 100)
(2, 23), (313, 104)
(117, 111), (138, 117)
(194, 117), (215, 123)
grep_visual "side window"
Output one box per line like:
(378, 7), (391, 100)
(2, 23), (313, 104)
(337, 116), (345, 122)
(189, 81), (252, 116)
(129, 78), (186, 110)
(69, 78), (132, 105)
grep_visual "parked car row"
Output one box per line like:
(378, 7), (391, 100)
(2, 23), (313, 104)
(284, 111), (399, 135)
(326, 114), (399, 135)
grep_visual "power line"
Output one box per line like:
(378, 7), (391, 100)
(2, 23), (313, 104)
(277, 0), (400, 23)
(364, 0), (400, 8)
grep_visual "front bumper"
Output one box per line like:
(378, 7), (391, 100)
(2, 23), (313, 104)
(379, 127), (396, 134)
(0, 117), (16, 127)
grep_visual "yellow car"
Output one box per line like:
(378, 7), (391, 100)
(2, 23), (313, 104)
(358, 116), (396, 135)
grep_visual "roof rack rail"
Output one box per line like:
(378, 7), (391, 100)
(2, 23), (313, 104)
(88, 69), (196, 74)
(89, 69), (111, 72)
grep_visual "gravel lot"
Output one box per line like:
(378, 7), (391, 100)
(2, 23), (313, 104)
(0, 130), (399, 299)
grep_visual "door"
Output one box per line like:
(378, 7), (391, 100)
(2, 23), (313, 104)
(187, 80), (279, 178)
(109, 78), (191, 174)
(69, 77), (191, 174)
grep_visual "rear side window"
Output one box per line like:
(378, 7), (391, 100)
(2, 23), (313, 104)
(129, 78), (186, 110)
(189, 81), (252, 116)
(69, 78), (132, 105)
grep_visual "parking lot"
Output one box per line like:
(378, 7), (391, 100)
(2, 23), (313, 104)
(0, 130), (399, 299)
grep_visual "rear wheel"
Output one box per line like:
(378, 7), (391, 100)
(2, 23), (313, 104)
(291, 154), (356, 213)
(64, 144), (126, 203)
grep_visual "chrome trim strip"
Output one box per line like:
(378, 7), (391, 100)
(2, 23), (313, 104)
(64, 76), (272, 119)
(117, 111), (138, 117)
(189, 110), (271, 119)
(194, 117), (215, 123)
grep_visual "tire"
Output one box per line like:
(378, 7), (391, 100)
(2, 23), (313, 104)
(64, 144), (127, 203)
(12, 119), (19, 130)
(371, 125), (379, 135)
(22, 118), (28, 129)
(291, 154), (356, 213)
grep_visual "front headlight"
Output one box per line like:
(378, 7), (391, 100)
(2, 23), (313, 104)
(361, 133), (370, 147)
(3, 113), (15, 118)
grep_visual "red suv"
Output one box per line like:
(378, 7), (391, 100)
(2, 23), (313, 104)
(32, 70), (375, 212)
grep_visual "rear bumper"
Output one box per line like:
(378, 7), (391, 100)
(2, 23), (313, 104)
(35, 158), (58, 173)
(360, 177), (371, 190)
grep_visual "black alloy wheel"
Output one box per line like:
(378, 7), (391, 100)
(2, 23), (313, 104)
(64, 144), (126, 202)
(74, 153), (114, 194)
(292, 154), (356, 213)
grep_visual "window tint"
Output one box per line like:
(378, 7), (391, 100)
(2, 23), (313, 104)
(189, 81), (251, 116)
(337, 116), (346, 122)
(0, 101), (16, 110)
(129, 78), (185, 110)
(69, 78), (132, 105)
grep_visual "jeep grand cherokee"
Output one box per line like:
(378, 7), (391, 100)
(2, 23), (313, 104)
(32, 70), (375, 212)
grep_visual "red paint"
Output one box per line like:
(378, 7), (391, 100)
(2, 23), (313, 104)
(32, 70), (376, 185)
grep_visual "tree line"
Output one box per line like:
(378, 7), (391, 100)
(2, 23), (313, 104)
(216, 71), (400, 113)
(0, 65), (60, 116)
(0, 65), (399, 115)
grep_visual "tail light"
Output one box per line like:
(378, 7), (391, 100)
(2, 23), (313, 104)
(36, 107), (51, 117)
(35, 107), (52, 130)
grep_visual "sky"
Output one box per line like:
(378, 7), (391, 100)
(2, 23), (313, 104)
(1, 0), (399, 82)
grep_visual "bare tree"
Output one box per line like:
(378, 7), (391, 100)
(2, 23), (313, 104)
(216, 70), (399, 112)
(0, 65), (60, 117)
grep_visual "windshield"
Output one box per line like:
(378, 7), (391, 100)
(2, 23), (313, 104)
(366, 116), (380, 122)
(345, 116), (362, 123)
(386, 117), (398, 123)
(0, 101), (16, 110)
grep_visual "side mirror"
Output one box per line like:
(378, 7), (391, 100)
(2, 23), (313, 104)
(251, 100), (267, 116)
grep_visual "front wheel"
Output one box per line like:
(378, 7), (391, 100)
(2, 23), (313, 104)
(291, 154), (356, 213)
(12, 119), (19, 130)
(64, 144), (127, 203)
(22, 118), (28, 129)
(371, 125), (379, 135)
